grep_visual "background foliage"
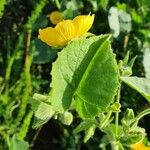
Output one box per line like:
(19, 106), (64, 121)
(0, 0), (150, 149)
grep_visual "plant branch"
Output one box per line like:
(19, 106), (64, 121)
(115, 83), (121, 138)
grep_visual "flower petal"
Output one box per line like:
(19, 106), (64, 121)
(38, 13), (95, 47)
(55, 20), (76, 42)
(73, 14), (95, 36)
(131, 142), (150, 150)
(38, 27), (65, 47)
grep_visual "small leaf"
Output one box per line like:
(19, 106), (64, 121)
(120, 127), (146, 146)
(131, 9), (143, 24)
(30, 98), (55, 128)
(73, 119), (97, 134)
(8, 135), (29, 150)
(116, 2), (127, 11)
(128, 56), (137, 68)
(122, 51), (130, 65)
(103, 124), (123, 140)
(87, 0), (98, 11)
(121, 77), (150, 102)
(98, 0), (109, 10)
(84, 125), (96, 143)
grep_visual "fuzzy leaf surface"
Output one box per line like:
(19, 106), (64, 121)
(50, 35), (119, 118)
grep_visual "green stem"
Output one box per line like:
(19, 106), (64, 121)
(115, 84), (121, 138)
(17, 110), (33, 140)
(15, 30), (32, 124)
(55, 0), (61, 9)
(99, 144), (106, 150)
(100, 111), (112, 129)
(3, 34), (24, 104)
(111, 141), (119, 150)
(132, 108), (150, 127)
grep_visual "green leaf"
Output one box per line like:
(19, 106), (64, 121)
(131, 9), (143, 24)
(120, 126), (146, 146)
(84, 125), (96, 143)
(50, 35), (119, 118)
(73, 119), (97, 142)
(121, 77), (150, 102)
(103, 124), (123, 141)
(30, 38), (56, 64)
(73, 119), (97, 134)
(32, 15), (48, 31)
(30, 97), (55, 128)
(0, 0), (7, 18)
(143, 48), (150, 79)
(98, 0), (109, 10)
(136, 0), (150, 7)
(116, 2), (127, 11)
(8, 135), (29, 150)
(87, 0), (98, 11)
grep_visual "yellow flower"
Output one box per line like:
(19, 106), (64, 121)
(73, 14), (95, 36)
(131, 142), (150, 150)
(47, 11), (64, 25)
(38, 14), (94, 47)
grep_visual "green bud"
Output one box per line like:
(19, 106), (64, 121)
(53, 114), (58, 120)
(59, 112), (73, 125)
(84, 125), (96, 143)
(128, 56), (137, 68)
(124, 109), (135, 121)
(121, 108), (135, 128)
(118, 60), (123, 69)
(119, 52), (136, 77)
(123, 51), (130, 65)
(33, 93), (49, 102)
(121, 66), (132, 76)
(109, 102), (121, 112)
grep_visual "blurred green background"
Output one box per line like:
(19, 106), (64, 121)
(0, 0), (150, 149)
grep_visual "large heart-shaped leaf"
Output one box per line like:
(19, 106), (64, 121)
(50, 35), (119, 118)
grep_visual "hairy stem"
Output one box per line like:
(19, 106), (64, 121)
(132, 108), (150, 127)
(115, 84), (121, 137)
(3, 34), (24, 104)
(15, 30), (32, 124)
(100, 111), (112, 129)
